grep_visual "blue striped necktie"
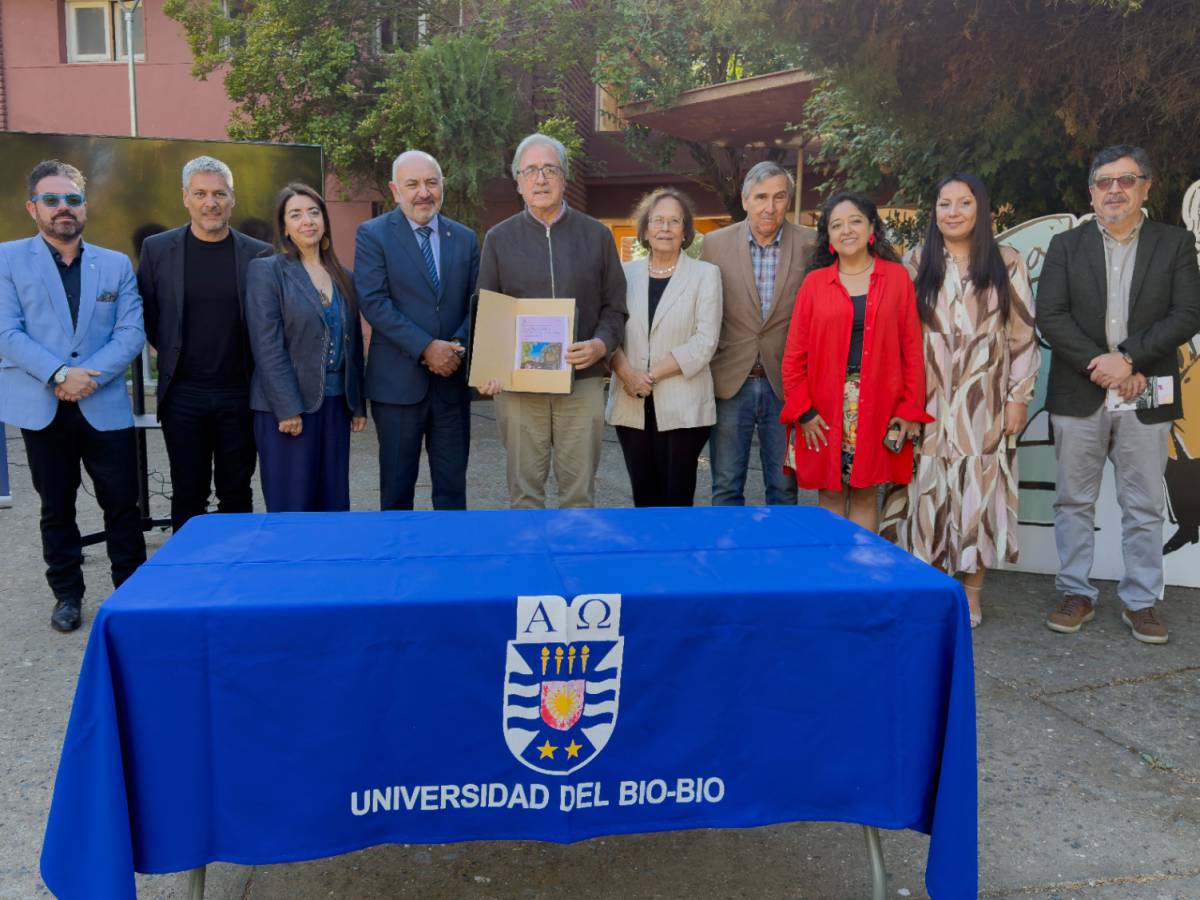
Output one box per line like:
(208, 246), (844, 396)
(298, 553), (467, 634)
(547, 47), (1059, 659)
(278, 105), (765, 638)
(417, 226), (440, 293)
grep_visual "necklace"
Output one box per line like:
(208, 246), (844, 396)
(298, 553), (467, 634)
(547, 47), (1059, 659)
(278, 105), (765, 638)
(948, 252), (971, 286)
(839, 259), (874, 277)
(648, 259), (678, 277)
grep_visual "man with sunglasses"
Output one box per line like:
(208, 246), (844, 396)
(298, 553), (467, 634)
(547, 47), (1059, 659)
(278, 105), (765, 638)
(0, 160), (146, 632)
(1037, 145), (1200, 644)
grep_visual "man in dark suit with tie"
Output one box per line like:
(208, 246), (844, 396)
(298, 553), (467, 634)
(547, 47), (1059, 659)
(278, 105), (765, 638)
(1037, 144), (1200, 644)
(354, 151), (480, 509)
(137, 156), (271, 532)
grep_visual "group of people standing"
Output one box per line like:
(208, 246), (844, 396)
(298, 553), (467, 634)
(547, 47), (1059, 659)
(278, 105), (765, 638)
(1, 138), (1196, 647)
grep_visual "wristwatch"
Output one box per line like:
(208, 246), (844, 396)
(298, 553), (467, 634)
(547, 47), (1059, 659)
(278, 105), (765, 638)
(1120, 351), (1134, 367)
(52, 366), (69, 385)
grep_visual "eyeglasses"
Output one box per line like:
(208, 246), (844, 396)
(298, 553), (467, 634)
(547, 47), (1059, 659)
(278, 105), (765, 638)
(1091, 174), (1147, 191)
(517, 164), (564, 180)
(648, 216), (683, 229)
(31, 192), (86, 208)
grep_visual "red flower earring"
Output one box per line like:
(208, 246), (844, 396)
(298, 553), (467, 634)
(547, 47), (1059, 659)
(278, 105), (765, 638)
(868, 234), (876, 246)
(828, 242), (836, 254)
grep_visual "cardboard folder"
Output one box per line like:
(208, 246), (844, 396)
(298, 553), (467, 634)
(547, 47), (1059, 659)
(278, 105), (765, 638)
(468, 290), (577, 394)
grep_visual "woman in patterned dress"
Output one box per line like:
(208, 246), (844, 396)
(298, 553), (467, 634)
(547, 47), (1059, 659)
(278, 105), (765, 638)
(880, 174), (1038, 627)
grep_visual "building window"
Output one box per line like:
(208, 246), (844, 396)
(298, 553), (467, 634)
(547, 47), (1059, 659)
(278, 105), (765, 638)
(374, 14), (421, 53)
(219, 0), (248, 51)
(595, 85), (625, 133)
(65, 1), (145, 63)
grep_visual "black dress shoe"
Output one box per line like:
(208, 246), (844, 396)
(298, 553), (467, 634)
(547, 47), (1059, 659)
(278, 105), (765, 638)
(1163, 525), (1199, 555)
(50, 599), (82, 633)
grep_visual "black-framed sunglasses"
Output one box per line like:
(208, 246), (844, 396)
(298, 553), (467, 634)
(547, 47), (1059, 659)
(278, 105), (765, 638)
(31, 192), (86, 209)
(1091, 174), (1147, 191)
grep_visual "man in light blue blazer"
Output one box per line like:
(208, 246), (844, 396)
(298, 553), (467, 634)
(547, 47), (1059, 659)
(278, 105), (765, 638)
(355, 150), (479, 510)
(0, 160), (146, 632)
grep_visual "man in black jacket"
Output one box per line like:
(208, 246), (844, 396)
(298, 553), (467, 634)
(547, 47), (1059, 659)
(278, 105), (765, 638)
(1036, 145), (1200, 644)
(138, 156), (271, 532)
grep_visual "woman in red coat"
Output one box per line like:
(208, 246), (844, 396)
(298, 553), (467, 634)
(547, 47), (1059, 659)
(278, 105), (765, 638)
(780, 192), (932, 531)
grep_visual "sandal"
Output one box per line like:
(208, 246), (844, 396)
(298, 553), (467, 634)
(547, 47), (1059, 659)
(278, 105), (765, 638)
(963, 584), (983, 629)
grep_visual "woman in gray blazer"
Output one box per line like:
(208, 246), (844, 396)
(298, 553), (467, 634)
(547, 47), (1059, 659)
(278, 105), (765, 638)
(246, 183), (366, 512)
(606, 189), (723, 506)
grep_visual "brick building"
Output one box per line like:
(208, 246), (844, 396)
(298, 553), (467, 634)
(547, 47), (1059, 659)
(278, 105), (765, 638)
(0, 1), (818, 261)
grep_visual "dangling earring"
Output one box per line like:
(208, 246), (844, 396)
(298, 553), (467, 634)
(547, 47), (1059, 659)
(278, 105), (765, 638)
(828, 242), (836, 255)
(868, 234), (876, 246)
(320, 236), (331, 251)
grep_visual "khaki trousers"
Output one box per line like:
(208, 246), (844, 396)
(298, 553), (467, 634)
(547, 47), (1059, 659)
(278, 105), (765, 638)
(493, 377), (605, 508)
(1051, 407), (1170, 610)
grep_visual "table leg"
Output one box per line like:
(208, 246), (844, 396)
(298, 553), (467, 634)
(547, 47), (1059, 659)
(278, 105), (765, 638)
(188, 865), (206, 900)
(862, 826), (886, 900)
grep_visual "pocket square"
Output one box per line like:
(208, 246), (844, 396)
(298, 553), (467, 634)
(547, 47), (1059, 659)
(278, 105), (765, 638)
(97, 291), (118, 303)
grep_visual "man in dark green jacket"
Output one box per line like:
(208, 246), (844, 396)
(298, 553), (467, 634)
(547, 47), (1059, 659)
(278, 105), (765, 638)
(1037, 145), (1200, 644)
(476, 133), (627, 508)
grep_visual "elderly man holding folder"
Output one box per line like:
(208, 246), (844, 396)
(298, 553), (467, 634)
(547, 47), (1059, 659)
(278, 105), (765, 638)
(476, 132), (626, 509)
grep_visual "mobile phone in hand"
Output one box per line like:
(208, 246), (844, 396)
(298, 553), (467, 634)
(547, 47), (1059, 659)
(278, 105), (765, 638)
(883, 423), (904, 453)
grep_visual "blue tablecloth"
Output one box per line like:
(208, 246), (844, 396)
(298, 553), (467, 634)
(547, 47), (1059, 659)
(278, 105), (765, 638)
(41, 507), (977, 898)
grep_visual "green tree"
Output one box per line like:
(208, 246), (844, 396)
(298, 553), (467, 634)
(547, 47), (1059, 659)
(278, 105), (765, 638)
(360, 34), (516, 227)
(756, 0), (1200, 224)
(164, 0), (599, 228)
(593, 0), (802, 219)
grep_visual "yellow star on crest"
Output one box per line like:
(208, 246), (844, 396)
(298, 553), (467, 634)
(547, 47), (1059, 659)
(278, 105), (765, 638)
(565, 740), (582, 759)
(537, 740), (558, 759)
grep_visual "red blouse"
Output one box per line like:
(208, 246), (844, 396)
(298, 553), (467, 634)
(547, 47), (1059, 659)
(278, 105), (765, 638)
(780, 258), (932, 491)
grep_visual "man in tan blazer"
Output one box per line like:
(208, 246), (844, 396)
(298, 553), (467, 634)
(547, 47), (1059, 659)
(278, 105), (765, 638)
(700, 161), (817, 505)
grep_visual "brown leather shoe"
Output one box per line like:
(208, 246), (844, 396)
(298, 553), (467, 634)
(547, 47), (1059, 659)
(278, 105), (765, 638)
(1047, 594), (1095, 634)
(1122, 607), (1168, 644)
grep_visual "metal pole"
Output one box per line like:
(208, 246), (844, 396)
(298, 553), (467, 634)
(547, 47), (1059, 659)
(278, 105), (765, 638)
(116, 1), (154, 390)
(118, 0), (141, 137)
(863, 825), (887, 900)
(187, 865), (206, 900)
(793, 147), (804, 225)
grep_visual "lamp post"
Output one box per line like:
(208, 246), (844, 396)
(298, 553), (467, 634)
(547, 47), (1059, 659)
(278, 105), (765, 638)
(114, 0), (154, 488)
(116, 0), (143, 136)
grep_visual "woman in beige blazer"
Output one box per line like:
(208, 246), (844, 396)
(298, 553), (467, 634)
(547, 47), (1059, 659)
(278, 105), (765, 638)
(607, 189), (723, 506)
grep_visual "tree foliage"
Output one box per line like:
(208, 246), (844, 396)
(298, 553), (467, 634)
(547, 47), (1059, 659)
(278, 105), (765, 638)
(163, 0), (597, 228)
(593, 0), (802, 218)
(759, 0), (1200, 223)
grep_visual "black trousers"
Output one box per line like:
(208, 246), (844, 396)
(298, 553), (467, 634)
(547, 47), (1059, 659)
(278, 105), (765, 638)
(160, 382), (256, 532)
(21, 401), (146, 603)
(615, 397), (711, 507)
(372, 391), (470, 510)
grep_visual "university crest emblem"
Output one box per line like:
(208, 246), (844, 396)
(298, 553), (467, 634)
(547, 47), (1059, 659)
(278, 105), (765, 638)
(503, 594), (623, 775)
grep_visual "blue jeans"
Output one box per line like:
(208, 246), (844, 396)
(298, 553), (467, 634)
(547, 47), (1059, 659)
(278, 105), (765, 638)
(709, 376), (797, 506)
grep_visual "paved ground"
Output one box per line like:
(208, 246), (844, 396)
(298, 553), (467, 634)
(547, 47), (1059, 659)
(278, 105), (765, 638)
(1, 402), (1198, 899)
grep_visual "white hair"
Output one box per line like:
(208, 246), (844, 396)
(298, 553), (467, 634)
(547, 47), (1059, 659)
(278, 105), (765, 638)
(391, 150), (444, 183)
(741, 161), (794, 203)
(182, 156), (234, 192)
(511, 133), (569, 180)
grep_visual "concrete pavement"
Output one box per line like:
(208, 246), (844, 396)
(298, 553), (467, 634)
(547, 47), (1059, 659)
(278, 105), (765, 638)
(1, 404), (1198, 899)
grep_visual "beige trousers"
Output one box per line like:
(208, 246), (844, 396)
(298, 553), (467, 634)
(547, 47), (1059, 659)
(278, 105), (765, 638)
(493, 377), (605, 509)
